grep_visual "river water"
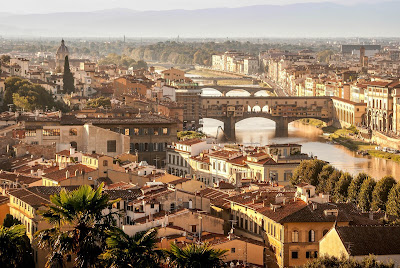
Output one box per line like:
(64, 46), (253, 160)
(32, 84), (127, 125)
(198, 87), (400, 180)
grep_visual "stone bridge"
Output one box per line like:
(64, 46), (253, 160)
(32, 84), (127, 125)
(200, 86), (274, 96)
(201, 96), (334, 139)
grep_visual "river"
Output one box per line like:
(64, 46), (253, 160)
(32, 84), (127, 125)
(188, 74), (400, 180)
(202, 118), (400, 179)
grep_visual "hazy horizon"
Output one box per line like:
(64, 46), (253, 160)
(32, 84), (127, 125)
(1, 0), (396, 14)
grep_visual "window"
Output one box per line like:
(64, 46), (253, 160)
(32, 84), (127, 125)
(69, 128), (77, 136)
(154, 128), (159, 135)
(292, 230), (299, 242)
(25, 130), (36, 137)
(134, 128), (139, 135)
(43, 129), (60, 136)
(163, 128), (168, 135)
(231, 248), (236, 253)
(309, 230), (315, 242)
(150, 204), (155, 209)
(306, 251), (312, 259)
(191, 225), (197, 233)
(107, 140), (117, 153)
(103, 160), (108, 167)
(291, 251), (298, 259)
(143, 128), (149, 135)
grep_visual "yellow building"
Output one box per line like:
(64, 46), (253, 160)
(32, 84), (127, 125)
(331, 97), (367, 128)
(228, 186), (379, 267)
(320, 226), (400, 266)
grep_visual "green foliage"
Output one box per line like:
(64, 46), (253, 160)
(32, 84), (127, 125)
(0, 55), (10, 65)
(303, 255), (394, 268)
(358, 178), (377, 212)
(316, 50), (335, 63)
(86, 97), (112, 108)
(100, 228), (161, 268)
(164, 242), (228, 268)
(290, 159), (327, 186)
(99, 53), (148, 69)
(2, 77), (63, 112)
(177, 131), (206, 141)
(371, 176), (396, 211)
(36, 183), (119, 268)
(348, 173), (369, 203)
(325, 170), (343, 195)
(316, 165), (336, 193)
(386, 184), (400, 217)
(62, 56), (75, 94)
(2, 214), (22, 228)
(0, 224), (34, 268)
(333, 172), (353, 202)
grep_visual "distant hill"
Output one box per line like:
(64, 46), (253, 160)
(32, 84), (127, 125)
(0, 1), (399, 37)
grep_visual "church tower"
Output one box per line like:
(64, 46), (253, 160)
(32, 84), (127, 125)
(56, 39), (69, 71)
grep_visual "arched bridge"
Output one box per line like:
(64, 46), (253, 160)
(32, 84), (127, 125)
(200, 86), (274, 96)
(201, 96), (334, 139)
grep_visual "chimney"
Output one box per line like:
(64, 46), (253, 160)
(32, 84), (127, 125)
(70, 147), (75, 155)
(312, 203), (317, 211)
(65, 170), (70, 179)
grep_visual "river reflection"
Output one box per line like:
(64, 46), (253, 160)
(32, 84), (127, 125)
(202, 118), (400, 179)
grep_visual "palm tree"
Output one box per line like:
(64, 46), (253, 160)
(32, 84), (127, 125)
(165, 242), (228, 268)
(100, 228), (162, 268)
(0, 224), (34, 268)
(36, 183), (119, 268)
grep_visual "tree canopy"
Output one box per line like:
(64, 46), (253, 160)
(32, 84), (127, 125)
(371, 176), (396, 211)
(358, 178), (377, 212)
(86, 97), (111, 108)
(62, 55), (75, 94)
(290, 159), (328, 186)
(303, 255), (394, 268)
(99, 53), (147, 69)
(348, 173), (369, 203)
(2, 77), (66, 112)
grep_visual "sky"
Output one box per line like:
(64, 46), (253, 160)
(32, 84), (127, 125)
(0, 0), (389, 14)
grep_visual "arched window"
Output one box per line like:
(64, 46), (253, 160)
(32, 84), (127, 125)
(309, 230), (315, 242)
(323, 229), (329, 236)
(292, 230), (299, 242)
(69, 128), (77, 136)
(70, 141), (77, 150)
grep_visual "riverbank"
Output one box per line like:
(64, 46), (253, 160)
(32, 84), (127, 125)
(298, 119), (400, 162)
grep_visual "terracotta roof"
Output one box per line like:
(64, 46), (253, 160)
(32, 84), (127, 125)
(56, 150), (70, 156)
(176, 139), (205, 146)
(0, 171), (41, 185)
(335, 226), (400, 256)
(43, 164), (96, 182)
(104, 189), (142, 200)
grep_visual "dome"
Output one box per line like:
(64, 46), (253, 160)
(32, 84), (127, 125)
(56, 39), (69, 55)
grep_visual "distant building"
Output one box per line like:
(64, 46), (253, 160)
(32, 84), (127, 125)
(55, 39), (69, 71)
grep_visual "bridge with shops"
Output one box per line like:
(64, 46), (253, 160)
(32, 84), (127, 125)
(200, 96), (334, 139)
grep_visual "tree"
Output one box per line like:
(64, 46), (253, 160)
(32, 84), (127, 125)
(2, 77), (61, 112)
(333, 172), (352, 202)
(3, 214), (22, 227)
(324, 169), (342, 195)
(316, 165), (335, 193)
(36, 183), (118, 268)
(386, 184), (400, 217)
(371, 176), (396, 211)
(348, 173), (369, 203)
(86, 97), (111, 108)
(165, 242), (228, 268)
(290, 159), (327, 186)
(100, 228), (161, 268)
(62, 55), (75, 94)
(302, 255), (394, 268)
(358, 178), (376, 212)
(0, 224), (34, 268)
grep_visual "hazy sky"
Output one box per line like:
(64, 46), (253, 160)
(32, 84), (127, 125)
(1, 0), (389, 14)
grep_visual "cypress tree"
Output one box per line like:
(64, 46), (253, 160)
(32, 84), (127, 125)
(63, 55), (75, 94)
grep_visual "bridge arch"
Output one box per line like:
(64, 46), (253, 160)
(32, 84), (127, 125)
(252, 105), (261, 112)
(201, 88), (222, 97)
(262, 105), (269, 112)
(226, 89), (251, 97)
(254, 90), (271, 97)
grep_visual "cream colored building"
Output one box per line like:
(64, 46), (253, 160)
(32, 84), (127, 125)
(23, 123), (130, 157)
(331, 97), (367, 127)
